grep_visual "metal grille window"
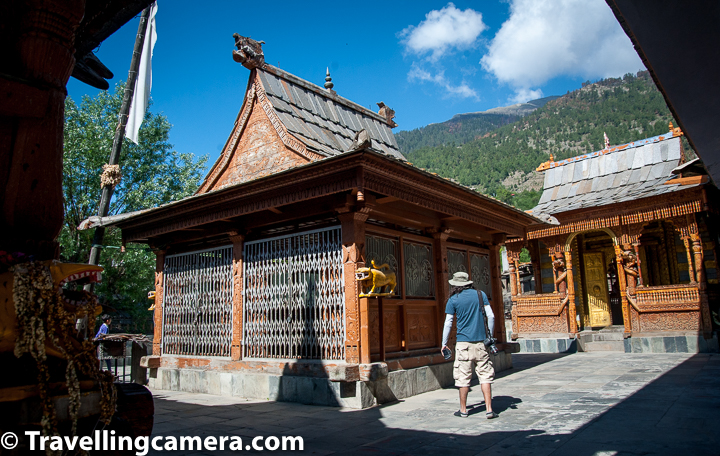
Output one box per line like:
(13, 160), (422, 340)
(162, 246), (234, 357)
(471, 253), (492, 300)
(366, 234), (400, 296)
(447, 249), (467, 276)
(404, 242), (434, 297)
(243, 226), (345, 360)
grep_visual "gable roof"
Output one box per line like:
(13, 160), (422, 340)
(257, 65), (403, 160)
(530, 130), (707, 219)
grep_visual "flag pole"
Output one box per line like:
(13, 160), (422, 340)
(87, 5), (153, 271)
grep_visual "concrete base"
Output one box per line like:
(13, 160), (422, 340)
(515, 338), (578, 353)
(624, 332), (719, 353)
(147, 350), (514, 409)
(512, 331), (719, 354)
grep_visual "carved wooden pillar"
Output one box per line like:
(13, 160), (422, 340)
(684, 236), (696, 283)
(1, 1), (85, 259)
(672, 216), (696, 283)
(432, 229), (450, 348)
(153, 250), (166, 356)
(491, 233), (507, 343)
(688, 215), (713, 336)
(229, 234), (244, 360)
(564, 249), (578, 335)
(528, 240), (543, 294)
(615, 244), (632, 336)
(339, 211), (368, 364)
(507, 246), (521, 339)
(506, 244), (521, 297)
(632, 242), (644, 287)
(508, 260), (519, 297)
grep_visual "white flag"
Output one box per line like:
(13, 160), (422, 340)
(126, 2), (158, 144)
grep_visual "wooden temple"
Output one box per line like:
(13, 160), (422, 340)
(507, 127), (719, 353)
(85, 36), (544, 407)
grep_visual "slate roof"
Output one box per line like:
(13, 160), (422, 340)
(530, 131), (705, 219)
(257, 65), (404, 160)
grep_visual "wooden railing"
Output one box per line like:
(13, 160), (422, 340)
(514, 293), (566, 316)
(629, 284), (700, 312)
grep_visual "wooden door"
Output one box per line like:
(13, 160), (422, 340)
(583, 252), (612, 327)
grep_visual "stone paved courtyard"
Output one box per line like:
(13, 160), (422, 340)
(147, 353), (719, 455)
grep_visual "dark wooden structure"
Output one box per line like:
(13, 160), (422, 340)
(0, 1), (156, 446)
(607, 1), (720, 185)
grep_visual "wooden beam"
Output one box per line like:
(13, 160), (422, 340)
(377, 196), (400, 204)
(268, 207), (283, 214)
(368, 205), (439, 229)
(663, 175), (709, 186)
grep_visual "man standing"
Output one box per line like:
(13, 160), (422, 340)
(95, 314), (113, 371)
(441, 271), (497, 419)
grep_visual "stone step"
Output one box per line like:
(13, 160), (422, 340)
(579, 332), (624, 343)
(581, 340), (626, 352)
(598, 325), (626, 333)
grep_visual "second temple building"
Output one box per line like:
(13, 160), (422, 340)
(508, 126), (720, 354)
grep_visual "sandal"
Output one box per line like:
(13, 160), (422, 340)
(454, 410), (469, 418)
(486, 411), (499, 419)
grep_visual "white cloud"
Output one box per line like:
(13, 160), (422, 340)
(510, 88), (544, 104)
(401, 3), (487, 61)
(408, 64), (479, 100)
(480, 0), (643, 99)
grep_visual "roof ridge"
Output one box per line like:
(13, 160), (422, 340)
(543, 130), (681, 170)
(259, 64), (391, 125)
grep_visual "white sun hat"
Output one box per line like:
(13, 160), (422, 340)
(448, 271), (473, 286)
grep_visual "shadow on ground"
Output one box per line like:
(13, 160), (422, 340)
(148, 353), (719, 456)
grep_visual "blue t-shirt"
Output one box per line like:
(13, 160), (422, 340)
(445, 289), (489, 342)
(95, 323), (109, 339)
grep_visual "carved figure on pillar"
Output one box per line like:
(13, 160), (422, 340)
(621, 249), (639, 290)
(615, 246), (632, 335)
(553, 252), (568, 297)
(507, 250), (520, 339)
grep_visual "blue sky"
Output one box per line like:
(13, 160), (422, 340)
(67, 0), (644, 167)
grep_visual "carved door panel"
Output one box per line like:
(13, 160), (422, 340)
(584, 252), (612, 327)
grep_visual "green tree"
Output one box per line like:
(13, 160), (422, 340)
(61, 82), (207, 331)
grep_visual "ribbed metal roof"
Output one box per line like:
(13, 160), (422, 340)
(530, 132), (704, 218)
(257, 65), (404, 160)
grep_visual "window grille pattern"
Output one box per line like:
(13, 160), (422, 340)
(404, 242), (434, 297)
(447, 249), (467, 276)
(471, 253), (492, 300)
(243, 227), (345, 360)
(162, 246), (234, 357)
(366, 234), (399, 296)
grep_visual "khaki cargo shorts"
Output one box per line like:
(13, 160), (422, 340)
(453, 341), (495, 387)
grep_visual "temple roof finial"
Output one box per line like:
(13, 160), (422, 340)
(324, 68), (334, 91)
(232, 34), (265, 69)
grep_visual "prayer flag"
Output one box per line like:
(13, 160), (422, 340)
(126, 2), (158, 144)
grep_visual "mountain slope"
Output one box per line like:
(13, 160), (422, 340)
(402, 71), (678, 209)
(395, 96), (558, 156)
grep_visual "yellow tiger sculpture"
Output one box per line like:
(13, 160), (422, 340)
(355, 260), (397, 297)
